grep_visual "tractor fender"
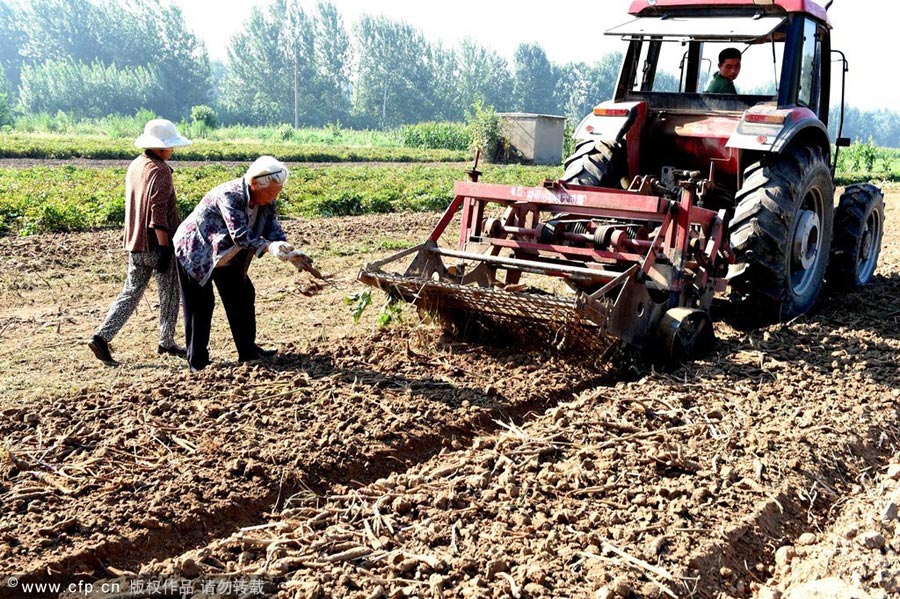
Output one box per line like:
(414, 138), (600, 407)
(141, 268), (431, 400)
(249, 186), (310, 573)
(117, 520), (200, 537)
(572, 101), (645, 143)
(726, 105), (830, 156)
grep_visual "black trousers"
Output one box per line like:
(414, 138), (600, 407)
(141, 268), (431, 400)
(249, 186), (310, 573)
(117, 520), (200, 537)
(177, 252), (257, 371)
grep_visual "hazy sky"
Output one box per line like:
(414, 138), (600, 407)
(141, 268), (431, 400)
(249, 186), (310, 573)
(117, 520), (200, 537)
(174, 0), (899, 113)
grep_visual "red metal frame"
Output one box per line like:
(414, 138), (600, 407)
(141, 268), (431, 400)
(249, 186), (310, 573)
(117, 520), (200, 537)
(359, 177), (734, 353)
(431, 180), (727, 295)
(628, 0), (828, 21)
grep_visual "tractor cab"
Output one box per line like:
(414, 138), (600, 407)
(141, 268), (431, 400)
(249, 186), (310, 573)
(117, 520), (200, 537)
(572, 0), (834, 204)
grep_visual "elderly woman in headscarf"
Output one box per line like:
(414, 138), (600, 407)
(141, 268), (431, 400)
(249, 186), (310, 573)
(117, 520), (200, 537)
(173, 156), (310, 372)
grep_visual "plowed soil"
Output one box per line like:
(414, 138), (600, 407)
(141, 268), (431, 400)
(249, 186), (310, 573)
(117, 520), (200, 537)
(1, 186), (898, 599)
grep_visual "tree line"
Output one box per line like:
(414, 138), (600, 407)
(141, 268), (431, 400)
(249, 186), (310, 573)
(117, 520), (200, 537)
(0, 0), (897, 147)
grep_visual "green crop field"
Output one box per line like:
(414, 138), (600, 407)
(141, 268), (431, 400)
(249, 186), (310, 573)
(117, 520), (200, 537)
(0, 128), (896, 236)
(0, 163), (561, 235)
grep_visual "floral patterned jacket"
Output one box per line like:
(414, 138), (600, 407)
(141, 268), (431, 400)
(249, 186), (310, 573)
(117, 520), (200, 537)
(174, 178), (287, 285)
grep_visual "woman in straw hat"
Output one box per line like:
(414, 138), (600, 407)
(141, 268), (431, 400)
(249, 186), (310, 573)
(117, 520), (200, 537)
(88, 118), (191, 365)
(173, 155), (311, 373)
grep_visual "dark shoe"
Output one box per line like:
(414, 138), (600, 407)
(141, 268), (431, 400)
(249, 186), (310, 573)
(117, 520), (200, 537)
(158, 344), (187, 358)
(239, 345), (277, 363)
(188, 358), (212, 373)
(254, 344), (277, 359)
(88, 335), (118, 366)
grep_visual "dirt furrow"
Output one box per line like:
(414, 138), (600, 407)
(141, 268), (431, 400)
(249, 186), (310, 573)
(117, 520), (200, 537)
(1, 332), (619, 591)
(0, 190), (896, 598)
(83, 272), (900, 598)
(107, 334), (899, 598)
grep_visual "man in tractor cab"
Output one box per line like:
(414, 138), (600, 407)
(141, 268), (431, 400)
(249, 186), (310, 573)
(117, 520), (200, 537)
(705, 47), (742, 94)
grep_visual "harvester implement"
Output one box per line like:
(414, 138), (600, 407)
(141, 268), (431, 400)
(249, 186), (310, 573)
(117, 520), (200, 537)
(359, 172), (730, 361)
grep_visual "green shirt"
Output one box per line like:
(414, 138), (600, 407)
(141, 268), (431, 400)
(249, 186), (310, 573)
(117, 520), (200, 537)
(705, 72), (737, 94)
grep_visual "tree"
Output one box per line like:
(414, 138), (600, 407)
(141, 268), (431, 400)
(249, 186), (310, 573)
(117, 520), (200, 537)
(282, 0), (315, 128)
(0, 94), (11, 127)
(352, 15), (437, 127)
(870, 109), (900, 148)
(16, 0), (210, 119)
(829, 106), (900, 149)
(18, 0), (107, 65)
(454, 39), (515, 116)
(143, 1), (212, 118)
(312, 1), (352, 125)
(0, 64), (11, 99)
(429, 42), (462, 121)
(219, 0), (345, 127)
(556, 53), (623, 121)
(512, 43), (560, 115)
(219, 3), (292, 125)
(0, 1), (25, 94)
(18, 59), (158, 118)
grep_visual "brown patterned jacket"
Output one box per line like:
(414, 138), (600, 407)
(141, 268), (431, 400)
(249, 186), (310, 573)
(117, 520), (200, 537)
(123, 151), (179, 252)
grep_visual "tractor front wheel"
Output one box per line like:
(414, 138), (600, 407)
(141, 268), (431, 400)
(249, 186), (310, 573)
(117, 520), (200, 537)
(828, 183), (884, 289)
(728, 146), (834, 320)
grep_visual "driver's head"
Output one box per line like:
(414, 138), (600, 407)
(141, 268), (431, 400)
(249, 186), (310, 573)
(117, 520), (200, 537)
(718, 47), (742, 81)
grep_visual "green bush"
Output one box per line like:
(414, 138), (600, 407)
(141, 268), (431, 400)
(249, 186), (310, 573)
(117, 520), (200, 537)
(309, 191), (365, 217)
(562, 119), (575, 159)
(103, 114), (142, 139)
(190, 105), (218, 129)
(272, 124), (295, 142)
(835, 138), (898, 182)
(20, 200), (85, 235)
(466, 98), (503, 163)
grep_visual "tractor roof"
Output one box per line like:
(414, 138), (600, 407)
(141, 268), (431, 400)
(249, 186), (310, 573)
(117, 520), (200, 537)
(628, 0), (828, 23)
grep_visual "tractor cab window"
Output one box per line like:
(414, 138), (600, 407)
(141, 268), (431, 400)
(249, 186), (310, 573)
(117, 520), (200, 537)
(629, 38), (684, 92)
(609, 16), (788, 99)
(797, 19), (823, 111)
(699, 40), (784, 96)
(625, 37), (785, 96)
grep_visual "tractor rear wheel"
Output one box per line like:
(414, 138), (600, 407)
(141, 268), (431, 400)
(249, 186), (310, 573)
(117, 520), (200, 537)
(728, 146), (834, 320)
(828, 183), (884, 289)
(562, 139), (624, 188)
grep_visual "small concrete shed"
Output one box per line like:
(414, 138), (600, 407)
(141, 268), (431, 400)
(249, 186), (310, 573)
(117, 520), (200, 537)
(498, 112), (567, 165)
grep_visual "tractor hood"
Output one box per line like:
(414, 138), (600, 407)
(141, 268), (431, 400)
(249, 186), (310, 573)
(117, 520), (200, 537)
(605, 15), (785, 40)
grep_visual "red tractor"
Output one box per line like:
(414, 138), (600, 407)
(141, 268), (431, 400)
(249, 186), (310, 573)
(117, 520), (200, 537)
(564, 0), (884, 319)
(360, 0), (884, 360)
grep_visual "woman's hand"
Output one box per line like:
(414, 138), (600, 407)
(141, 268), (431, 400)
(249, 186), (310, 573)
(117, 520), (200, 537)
(267, 241), (294, 260)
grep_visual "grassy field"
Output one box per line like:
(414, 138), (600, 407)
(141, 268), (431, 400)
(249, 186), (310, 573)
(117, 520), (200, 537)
(3, 113), (472, 160)
(0, 125), (896, 236)
(0, 132), (468, 162)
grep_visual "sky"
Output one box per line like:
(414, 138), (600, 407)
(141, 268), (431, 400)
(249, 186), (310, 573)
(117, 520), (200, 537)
(174, 0), (900, 113)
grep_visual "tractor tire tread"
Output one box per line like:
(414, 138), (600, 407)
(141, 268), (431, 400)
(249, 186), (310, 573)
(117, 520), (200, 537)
(728, 145), (834, 319)
(561, 139), (623, 188)
(828, 183), (884, 289)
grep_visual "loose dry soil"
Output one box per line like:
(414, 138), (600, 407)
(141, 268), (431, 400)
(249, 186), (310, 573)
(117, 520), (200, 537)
(0, 185), (898, 599)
